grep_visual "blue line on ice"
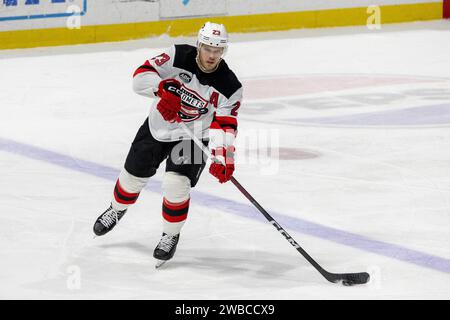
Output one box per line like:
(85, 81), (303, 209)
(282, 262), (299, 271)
(1, 137), (449, 275)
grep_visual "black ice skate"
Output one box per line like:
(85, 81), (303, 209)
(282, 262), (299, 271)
(153, 233), (180, 268)
(93, 204), (127, 236)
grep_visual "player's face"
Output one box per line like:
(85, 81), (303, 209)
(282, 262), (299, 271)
(198, 44), (224, 71)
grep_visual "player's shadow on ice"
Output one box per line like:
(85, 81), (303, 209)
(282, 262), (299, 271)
(100, 241), (150, 255)
(175, 249), (299, 279)
(100, 241), (304, 281)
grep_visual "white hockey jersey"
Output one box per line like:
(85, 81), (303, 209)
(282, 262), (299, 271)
(132, 44), (243, 149)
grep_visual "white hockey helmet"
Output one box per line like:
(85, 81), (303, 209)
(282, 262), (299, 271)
(197, 22), (228, 48)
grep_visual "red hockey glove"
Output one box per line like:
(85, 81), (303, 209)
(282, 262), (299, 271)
(156, 79), (182, 122)
(209, 146), (235, 184)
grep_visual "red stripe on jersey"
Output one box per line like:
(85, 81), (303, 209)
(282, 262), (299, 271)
(133, 60), (159, 77)
(210, 123), (237, 137)
(211, 116), (238, 136)
(215, 116), (238, 127)
(210, 121), (222, 130)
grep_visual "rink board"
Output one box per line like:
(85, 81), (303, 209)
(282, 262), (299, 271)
(0, 2), (445, 50)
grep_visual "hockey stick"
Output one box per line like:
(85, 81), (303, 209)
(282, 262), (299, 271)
(178, 120), (370, 286)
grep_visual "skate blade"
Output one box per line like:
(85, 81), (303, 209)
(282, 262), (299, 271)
(155, 260), (167, 269)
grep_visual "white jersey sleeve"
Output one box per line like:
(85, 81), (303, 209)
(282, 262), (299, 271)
(132, 46), (177, 98)
(209, 86), (243, 149)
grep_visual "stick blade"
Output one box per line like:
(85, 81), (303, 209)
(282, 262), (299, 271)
(327, 272), (370, 286)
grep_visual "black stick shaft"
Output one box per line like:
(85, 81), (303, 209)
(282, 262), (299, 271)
(230, 177), (327, 275)
(178, 121), (369, 284)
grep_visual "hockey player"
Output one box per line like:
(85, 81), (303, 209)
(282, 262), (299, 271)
(93, 22), (243, 267)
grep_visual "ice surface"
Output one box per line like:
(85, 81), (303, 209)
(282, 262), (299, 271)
(1, 21), (450, 299)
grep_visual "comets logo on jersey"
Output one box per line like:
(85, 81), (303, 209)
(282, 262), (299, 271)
(135, 44), (242, 142)
(178, 86), (209, 122)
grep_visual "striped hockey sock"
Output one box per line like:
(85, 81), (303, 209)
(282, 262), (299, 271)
(112, 179), (140, 211)
(162, 197), (190, 236)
